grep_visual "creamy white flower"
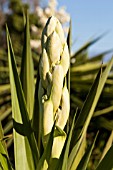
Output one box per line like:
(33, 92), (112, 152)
(39, 16), (70, 160)
(35, 6), (43, 17)
(45, 7), (53, 16)
(56, 7), (70, 23)
(31, 25), (38, 33)
(48, 0), (57, 10)
(30, 39), (41, 49)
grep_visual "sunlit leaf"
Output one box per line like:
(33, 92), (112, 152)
(94, 106), (113, 117)
(20, 12), (35, 120)
(7, 26), (39, 170)
(94, 117), (113, 131)
(54, 111), (76, 170)
(68, 56), (113, 169)
(71, 33), (108, 58)
(36, 122), (55, 170)
(100, 131), (113, 162)
(96, 144), (113, 170)
(0, 140), (13, 170)
(76, 132), (98, 170)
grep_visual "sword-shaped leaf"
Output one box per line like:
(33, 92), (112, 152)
(71, 33), (108, 58)
(20, 12), (35, 120)
(76, 132), (98, 170)
(96, 144), (113, 170)
(0, 140), (13, 170)
(36, 122), (55, 170)
(61, 113), (76, 170)
(7, 26), (39, 170)
(68, 56), (113, 170)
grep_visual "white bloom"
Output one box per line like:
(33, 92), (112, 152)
(35, 6), (44, 17)
(56, 7), (70, 23)
(45, 7), (53, 16)
(30, 39), (41, 49)
(48, 0), (58, 10)
(31, 25), (38, 33)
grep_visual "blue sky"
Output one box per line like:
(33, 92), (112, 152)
(57, 0), (113, 54)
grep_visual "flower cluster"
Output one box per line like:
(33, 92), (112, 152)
(39, 16), (70, 159)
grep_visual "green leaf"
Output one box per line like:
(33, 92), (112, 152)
(0, 122), (8, 159)
(69, 135), (86, 170)
(68, 69), (101, 170)
(71, 33), (108, 58)
(54, 125), (66, 137)
(94, 117), (113, 131)
(100, 131), (113, 162)
(66, 20), (71, 132)
(52, 111), (76, 170)
(20, 11), (35, 120)
(0, 84), (10, 95)
(74, 49), (113, 66)
(67, 19), (71, 97)
(94, 106), (113, 117)
(31, 69), (41, 150)
(0, 107), (12, 122)
(68, 56), (113, 169)
(76, 132), (98, 170)
(3, 121), (13, 135)
(61, 113), (76, 170)
(96, 144), (113, 170)
(36, 122), (55, 170)
(0, 140), (13, 170)
(67, 19), (72, 54)
(86, 49), (113, 63)
(7, 26), (39, 170)
(73, 50), (89, 65)
(71, 62), (106, 73)
(70, 95), (83, 109)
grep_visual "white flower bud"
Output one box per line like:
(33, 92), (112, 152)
(46, 31), (62, 64)
(41, 34), (47, 49)
(56, 85), (70, 129)
(38, 81), (44, 136)
(42, 99), (54, 147)
(60, 43), (70, 76)
(52, 135), (66, 158)
(39, 49), (50, 89)
(51, 65), (64, 114)
(43, 99), (54, 136)
(55, 20), (65, 45)
(46, 16), (57, 36)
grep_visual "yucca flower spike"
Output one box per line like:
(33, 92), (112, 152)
(39, 16), (70, 159)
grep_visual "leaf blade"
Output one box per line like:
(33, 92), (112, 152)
(68, 56), (113, 169)
(7, 26), (39, 170)
(20, 12), (35, 120)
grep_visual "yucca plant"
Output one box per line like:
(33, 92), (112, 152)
(1, 12), (113, 170)
(1, 2), (113, 149)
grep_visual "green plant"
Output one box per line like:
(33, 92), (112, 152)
(1, 0), (113, 145)
(0, 13), (113, 170)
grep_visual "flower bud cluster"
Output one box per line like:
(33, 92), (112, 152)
(39, 16), (70, 158)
